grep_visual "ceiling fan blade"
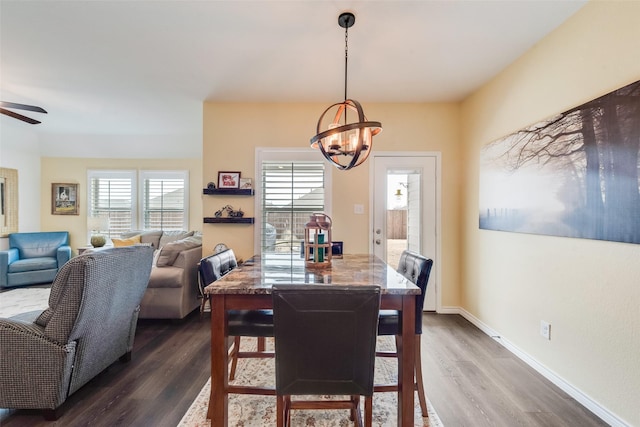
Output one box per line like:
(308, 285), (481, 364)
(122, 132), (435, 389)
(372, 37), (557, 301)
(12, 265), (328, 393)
(0, 101), (47, 114)
(0, 107), (42, 124)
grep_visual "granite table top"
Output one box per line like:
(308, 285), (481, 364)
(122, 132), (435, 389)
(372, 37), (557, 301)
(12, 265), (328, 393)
(204, 253), (420, 295)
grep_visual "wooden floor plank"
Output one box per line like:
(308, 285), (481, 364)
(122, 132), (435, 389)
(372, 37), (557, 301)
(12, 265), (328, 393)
(0, 313), (607, 426)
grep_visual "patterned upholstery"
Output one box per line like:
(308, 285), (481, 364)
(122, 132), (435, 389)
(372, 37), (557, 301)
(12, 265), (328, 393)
(0, 246), (153, 417)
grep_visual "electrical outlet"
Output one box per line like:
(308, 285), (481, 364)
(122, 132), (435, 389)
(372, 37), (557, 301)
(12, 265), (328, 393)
(540, 320), (551, 340)
(354, 204), (364, 214)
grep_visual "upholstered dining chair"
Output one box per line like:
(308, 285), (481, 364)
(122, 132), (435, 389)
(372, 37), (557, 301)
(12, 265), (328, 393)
(272, 285), (381, 427)
(375, 250), (433, 417)
(198, 249), (274, 382)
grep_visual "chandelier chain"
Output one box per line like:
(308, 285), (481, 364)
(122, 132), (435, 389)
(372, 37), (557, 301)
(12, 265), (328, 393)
(344, 23), (349, 124)
(344, 23), (349, 102)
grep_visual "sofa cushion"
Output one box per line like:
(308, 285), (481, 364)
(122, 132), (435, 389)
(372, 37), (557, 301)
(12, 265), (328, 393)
(121, 230), (163, 249)
(159, 231), (194, 249)
(156, 235), (201, 267)
(8, 257), (58, 273)
(147, 265), (184, 288)
(112, 235), (141, 247)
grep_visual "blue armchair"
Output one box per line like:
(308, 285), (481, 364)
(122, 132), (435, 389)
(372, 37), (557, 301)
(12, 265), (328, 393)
(0, 231), (71, 289)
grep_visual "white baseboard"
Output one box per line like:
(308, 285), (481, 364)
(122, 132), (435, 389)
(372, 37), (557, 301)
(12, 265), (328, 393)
(436, 307), (628, 427)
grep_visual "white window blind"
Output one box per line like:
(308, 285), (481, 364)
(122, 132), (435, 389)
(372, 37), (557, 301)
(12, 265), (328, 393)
(141, 171), (188, 231)
(88, 170), (136, 237)
(261, 161), (325, 254)
(88, 170), (188, 239)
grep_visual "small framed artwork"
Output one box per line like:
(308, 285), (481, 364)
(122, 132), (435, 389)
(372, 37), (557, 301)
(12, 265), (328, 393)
(239, 178), (252, 190)
(52, 183), (79, 215)
(218, 171), (240, 189)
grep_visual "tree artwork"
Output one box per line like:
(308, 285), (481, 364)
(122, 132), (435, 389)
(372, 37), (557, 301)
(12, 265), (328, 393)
(479, 79), (640, 244)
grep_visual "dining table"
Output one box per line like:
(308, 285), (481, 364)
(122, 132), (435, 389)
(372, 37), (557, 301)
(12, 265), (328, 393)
(204, 253), (421, 426)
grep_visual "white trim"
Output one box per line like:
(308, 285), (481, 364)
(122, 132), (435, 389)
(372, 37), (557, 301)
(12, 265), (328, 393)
(457, 307), (629, 427)
(369, 151), (443, 313)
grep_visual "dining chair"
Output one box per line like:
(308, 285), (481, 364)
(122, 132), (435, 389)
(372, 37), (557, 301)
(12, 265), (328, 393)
(375, 250), (433, 417)
(198, 249), (274, 382)
(272, 284), (381, 427)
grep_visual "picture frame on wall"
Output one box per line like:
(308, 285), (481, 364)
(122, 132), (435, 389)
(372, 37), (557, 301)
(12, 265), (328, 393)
(52, 183), (79, 215)
(239, 178), (252, 190)
(218, 171), (240, 189)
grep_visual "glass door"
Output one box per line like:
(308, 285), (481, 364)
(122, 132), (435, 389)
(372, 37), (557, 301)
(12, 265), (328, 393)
(372, 154), (438, 310)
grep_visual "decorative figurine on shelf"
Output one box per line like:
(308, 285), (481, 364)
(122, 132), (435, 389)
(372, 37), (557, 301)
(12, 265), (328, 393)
(214, 205), (245, 218)
(207, 182), (216, 190)
(228, 206), (244, 218)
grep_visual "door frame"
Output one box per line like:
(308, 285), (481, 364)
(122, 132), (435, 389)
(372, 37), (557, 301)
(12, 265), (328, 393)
(369, 151), (442, 312)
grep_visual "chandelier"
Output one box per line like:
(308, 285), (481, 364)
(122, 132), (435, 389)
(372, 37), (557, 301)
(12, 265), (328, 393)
(310, 12), (382, 171)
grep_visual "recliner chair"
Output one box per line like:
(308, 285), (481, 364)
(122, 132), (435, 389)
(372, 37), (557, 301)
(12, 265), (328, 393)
(0, 246), (154, 419)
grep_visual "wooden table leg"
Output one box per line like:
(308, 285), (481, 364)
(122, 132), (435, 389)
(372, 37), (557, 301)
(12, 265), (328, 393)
(207, 295), (228, 424)
(398, 295), (416, 426)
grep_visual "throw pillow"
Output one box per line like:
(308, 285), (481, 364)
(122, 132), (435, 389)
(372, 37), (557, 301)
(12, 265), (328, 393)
(152, 249), (161, 266)
(159, 230), (194, 249)
(112, 235), (141, 247)
(156, 235), (201, 267)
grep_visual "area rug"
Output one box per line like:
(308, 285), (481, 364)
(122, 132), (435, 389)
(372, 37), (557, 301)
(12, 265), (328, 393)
(0, 286), (50, 318)
(178, 337), (444, 427)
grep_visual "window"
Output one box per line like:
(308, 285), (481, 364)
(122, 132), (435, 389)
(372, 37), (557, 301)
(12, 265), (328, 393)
(88, 170), (188, 238)
(88, 170), (136, 237)
(255, 150), (331, 255)
(140, 171), (188, 231)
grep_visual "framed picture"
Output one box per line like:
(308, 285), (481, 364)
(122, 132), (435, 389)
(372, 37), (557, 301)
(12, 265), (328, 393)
(52, 183), (79, 215)
(218, 171), (240, 189)
(239, 178), (252, 190)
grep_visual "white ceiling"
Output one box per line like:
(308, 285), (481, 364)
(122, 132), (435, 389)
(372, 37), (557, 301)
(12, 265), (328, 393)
(1, 0), (586, 139)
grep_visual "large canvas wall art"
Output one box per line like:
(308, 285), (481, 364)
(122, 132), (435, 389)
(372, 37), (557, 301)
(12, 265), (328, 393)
(480, 80), (640, 244)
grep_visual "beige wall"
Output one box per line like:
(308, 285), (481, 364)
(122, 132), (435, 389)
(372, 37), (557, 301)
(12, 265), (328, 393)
(0, 124), (41, 236)
(203, 102), (462, 306)
(41, 157), (202, 253)
(460, 2), (640, 425)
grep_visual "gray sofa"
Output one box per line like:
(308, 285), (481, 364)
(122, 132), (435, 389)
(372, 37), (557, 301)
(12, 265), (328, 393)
(119, 230), (202, 319)
(0, 246), (154, 419)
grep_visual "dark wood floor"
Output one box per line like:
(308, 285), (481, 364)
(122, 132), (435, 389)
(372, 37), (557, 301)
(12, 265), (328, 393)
(1, 313), (607, 426)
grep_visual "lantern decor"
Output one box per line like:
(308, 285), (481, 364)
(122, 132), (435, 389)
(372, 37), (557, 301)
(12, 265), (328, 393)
(303, 213), (332, 268)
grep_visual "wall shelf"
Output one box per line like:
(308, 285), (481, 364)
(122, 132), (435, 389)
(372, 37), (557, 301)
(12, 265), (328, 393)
(203, 188), (254, 196)
(204, 217), (254, 224)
